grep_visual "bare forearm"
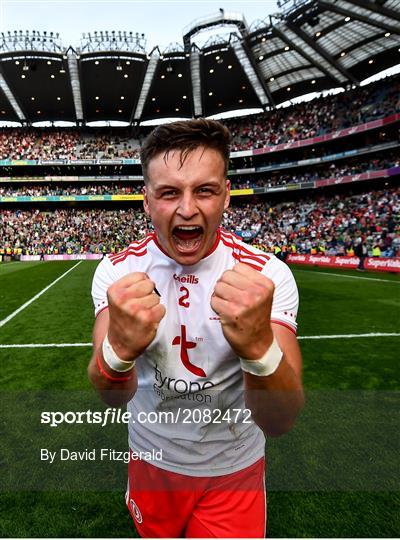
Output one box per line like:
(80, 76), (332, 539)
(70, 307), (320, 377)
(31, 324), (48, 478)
(88, 350), (137, 407)
(243, 357), (304, 437)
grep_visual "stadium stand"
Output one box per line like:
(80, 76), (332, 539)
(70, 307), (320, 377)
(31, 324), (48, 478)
(1, 2), (400, 538)
(0, 4), (398, 274)
(1, 185), (398, 258)
(0, 151), (398, 194)
(0, 182), (143, 196)
(0, 74), (396, 160)
(226, 75), (400, 150)
(0, 129), (140, 160)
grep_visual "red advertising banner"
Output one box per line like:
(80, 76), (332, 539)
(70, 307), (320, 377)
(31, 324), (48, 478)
(365, 258), (400, 272)
(316, 168), (390, 188)
(286, 254), (400, 273)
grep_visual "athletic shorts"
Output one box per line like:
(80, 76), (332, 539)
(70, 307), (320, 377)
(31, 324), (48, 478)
(126, 456), (266, 538)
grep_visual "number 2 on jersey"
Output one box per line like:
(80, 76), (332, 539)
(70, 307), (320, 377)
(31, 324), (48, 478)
(178, 286), (190, 308)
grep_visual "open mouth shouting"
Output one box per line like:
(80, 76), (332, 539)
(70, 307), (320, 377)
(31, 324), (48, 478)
(172, 225), (205, 254)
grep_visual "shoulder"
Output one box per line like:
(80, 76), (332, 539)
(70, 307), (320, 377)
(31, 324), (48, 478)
(92, 233), (156, 294)
(91, 233), (156, 317)
(108, 232), (156, 266)
(263, 256), (299, 332)
(262, 254), (298, 296)
(219, 229), (272, 271)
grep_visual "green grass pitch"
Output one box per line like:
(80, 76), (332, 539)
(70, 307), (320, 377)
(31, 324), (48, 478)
(0, 260), (399, 537)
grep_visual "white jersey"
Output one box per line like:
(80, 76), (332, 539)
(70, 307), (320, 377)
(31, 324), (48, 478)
(92, 228), (299, 477)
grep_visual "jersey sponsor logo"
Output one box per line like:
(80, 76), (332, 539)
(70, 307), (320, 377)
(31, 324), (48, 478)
(172, 325), (206, 377)
(130, 498), (143, 523)
(173, 273), (199, 284)
(154, 364), (214, 404)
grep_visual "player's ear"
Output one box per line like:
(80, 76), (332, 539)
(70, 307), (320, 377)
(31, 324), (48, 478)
(142, 185), (150, 216)
(224, 179), (231, 210)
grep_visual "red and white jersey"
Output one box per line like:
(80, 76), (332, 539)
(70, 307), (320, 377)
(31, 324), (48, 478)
(92, 228), (299, 477)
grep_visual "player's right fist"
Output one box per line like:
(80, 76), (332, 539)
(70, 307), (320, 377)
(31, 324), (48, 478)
(106, 272), (165, 361)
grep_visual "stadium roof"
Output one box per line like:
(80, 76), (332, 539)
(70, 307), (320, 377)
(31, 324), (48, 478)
(0, 0), (399, 125)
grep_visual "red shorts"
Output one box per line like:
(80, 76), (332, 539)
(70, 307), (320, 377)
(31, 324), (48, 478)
(126, 457), (266, 538)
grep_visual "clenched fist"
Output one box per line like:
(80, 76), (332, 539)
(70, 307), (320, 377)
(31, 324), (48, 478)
(211, 263), (274, 360)
(106, 272), (165, 361)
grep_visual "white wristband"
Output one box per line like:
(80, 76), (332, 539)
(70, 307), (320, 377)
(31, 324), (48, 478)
(240, 337), (283, 377)
(102, 334), (136, 372)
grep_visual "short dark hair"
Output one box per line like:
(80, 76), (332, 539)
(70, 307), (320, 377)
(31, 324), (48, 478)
(140, 118), (231, 182)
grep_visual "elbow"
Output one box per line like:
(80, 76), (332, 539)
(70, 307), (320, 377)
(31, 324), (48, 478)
(257, 392), (306, 438)
(98, 388), (136, 408)
(263, 419), (296, 438)
(252, 412), (296, 438)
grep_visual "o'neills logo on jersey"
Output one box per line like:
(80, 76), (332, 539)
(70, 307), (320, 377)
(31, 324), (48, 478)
(173, 273), (199, 284)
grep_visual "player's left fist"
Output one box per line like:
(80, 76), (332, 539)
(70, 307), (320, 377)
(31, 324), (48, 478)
(211, 262), (274, 360)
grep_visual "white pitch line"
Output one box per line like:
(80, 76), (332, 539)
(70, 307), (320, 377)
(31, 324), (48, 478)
(293, 269), (399, 284)
(298, 332), (400, 340)
(0, 342), (92, 348)
(0, 261), (25, 267)
(0, 261), (82, 328)
(0, 333), (399, 349)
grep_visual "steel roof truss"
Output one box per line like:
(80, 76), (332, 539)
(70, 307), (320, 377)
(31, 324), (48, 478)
(343, 0), (400, 24)
(273, 26), (341, 86)
(285, 21), (359, 84)
(0, 72), (25, 121)
(231, 39), (270, 106)
(190, 50), (202, 116)
(318, 0), (400, 36)
(133, 54), (158, 121)
(68, 54), (83, 121)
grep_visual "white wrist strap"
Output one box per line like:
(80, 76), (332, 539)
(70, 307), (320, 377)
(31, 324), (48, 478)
(102, 334), (136, 372)
(240, 337), (283, 377)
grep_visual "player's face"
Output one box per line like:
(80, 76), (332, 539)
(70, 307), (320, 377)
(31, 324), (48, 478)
(143, 146), (230, 266)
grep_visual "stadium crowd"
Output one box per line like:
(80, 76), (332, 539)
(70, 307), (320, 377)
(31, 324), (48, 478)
(226, 74), (400, 150)
(0, 75), (398, 160)
(225, 187), (399, 257)
(1, 186), (398, 258)
(231, 152), (399, 189)
(0, 182), (143, 197)
(0, 152), (397, 195)
(0, 130), (140, 161)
